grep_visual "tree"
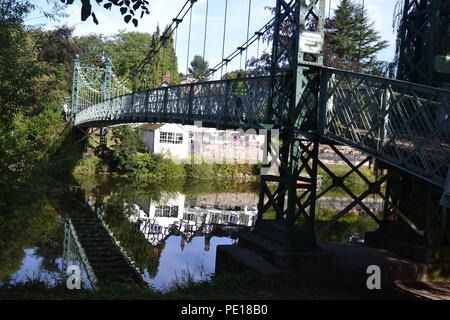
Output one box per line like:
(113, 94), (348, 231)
(247, 2), (389, 75)
(109, 125), (147, 173)
(74, 27), (180, 89)
(221, 69), (246, 80)
(60, 0), (150, 26)
(0, 0), (43, 115)
(31, 26), (82, 109)
(73, 33), (108, 66)
(188, 55), (210, 82)
(327, 0), (389, 73)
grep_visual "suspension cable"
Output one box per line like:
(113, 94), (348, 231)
(207, 17), (275, 78)
(220, 0), (229, 79)
(202, 0), (209, 60)
(186, 3), (194, 77)
(113, 0), (196, 88)
(245, 0), (252, 72)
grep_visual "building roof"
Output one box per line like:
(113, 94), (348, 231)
(139, 123), (165, 131)
(180, 76), (198, 85)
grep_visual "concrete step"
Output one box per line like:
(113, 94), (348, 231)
(239, 231), (333, 270)
(216, 244), (285, 277)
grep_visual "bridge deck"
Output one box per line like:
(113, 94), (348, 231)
(72, 67), (450, 189)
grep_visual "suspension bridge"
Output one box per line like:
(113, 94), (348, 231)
(68, 0), (450, 270)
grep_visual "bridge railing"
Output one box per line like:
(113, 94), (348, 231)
(322, 67), (450, 188)
(74, 76), (271, 129)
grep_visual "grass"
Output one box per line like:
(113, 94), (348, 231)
(0, 269), (416, 300)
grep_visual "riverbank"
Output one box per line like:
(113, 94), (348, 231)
(0, 270), (423, 300)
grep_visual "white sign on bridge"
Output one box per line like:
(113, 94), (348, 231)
(299, 31), (324, 55)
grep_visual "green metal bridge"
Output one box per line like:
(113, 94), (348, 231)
(69, 0), (450, 249)
(72, 67), (450, 190)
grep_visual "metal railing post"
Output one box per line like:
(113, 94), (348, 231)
(188, 84), (194, 123)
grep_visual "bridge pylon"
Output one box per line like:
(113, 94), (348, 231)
(255, 0), (326, 249)
(367, 0), (450, 249)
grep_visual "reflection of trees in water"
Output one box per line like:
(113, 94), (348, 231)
(315, 208), (380, 243)
(75, 174), (260, 201)
(100, 193), (164, 279)
(0, 198), (63, 281)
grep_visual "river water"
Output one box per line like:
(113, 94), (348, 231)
(0, 175), (380, 291)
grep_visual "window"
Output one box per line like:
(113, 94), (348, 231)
(183, 213), (196, 221)
(155, 205), (179, 218)
(160, 132), (183, 144)
(149, 224), (162, 233)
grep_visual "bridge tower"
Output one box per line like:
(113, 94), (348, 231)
(70, 55), (81, 125)
(377, 0), (450, 246)
(396, 0), (450, 89)
(256, 0), (326, 249)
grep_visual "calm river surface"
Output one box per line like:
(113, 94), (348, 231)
(0, 175), (380, 290)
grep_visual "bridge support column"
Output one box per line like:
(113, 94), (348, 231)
(255, 0), (326, 250)
(257, 135), (320, 249)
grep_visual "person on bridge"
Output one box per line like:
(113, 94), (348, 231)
(232, 73), (248, 122)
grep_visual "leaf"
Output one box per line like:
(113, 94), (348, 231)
(92, 12), (99, 24)
(104, 3), (112, 9)
(124, 15), (132, 23)
(120, 7), (127, 15)
(133, 2), (140, 10)
(80, 0), (92, 21)
(95, 0), (103, 3)
(132, 19), (138, 27)
(140, 11), (145, 19)
(66, 0), (75, 4)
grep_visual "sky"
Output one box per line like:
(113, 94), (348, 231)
(26, 0), (398, 79)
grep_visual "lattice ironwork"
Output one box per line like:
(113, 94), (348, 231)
(396, 0), (450, 87)
(74, 76), (271, 130)
(62, 218), (98, 288)
(323, 67), (450, 189)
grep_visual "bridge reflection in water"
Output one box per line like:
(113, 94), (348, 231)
(62, 188), (386, 289)
(63, 191), (259, 290)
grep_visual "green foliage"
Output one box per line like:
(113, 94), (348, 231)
(0, 2), (43, 115)
(61, 0), (150, 27)
(318, 164), (375, 197)
(248, 2), (389, 75)
(221, 69), (246, 80)
(73, 154), (109, 174)
(327, 0), (389, 73)
(315, 207), (379, 243)
(109, 126), (148, 173)
(74, 28), (180, 88)
(133, 153), (186, 184)
(101, 195), (164, 279)
(217, 163), (259, 178)
(0, 108), (67, 183)
(30, 26), (81, 108)
(188, 55), (210, 82)
(184, 163), (218, 182)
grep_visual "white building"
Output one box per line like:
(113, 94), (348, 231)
(139, 123), (190, 160)
(127, 192), (258, 248)
(139, 123), (266, 163)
